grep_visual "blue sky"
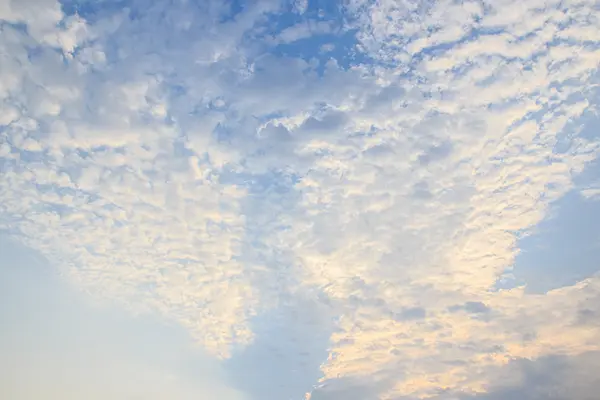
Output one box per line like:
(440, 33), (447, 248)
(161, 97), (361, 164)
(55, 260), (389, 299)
(1, 0), (600, 399)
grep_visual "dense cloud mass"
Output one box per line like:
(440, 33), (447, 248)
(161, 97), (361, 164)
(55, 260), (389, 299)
(1, 0), (600, 398)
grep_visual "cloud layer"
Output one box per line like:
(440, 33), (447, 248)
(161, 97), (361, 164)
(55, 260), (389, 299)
(1, 0), (600, 398)
(0, 237), (246, 400)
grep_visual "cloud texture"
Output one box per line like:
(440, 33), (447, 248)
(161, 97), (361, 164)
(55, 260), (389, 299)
(1, 0), (600, 398)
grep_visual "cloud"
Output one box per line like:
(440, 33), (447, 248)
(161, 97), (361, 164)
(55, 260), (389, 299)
(581, 186), (600, 200)
(456, 352), (600, 400)
(0, 0), (279, 358)
(1, 0), (600, 399)
(448, 302), (491, 315)
(0, 237), (246, 400)
(259, 0), (600, 397)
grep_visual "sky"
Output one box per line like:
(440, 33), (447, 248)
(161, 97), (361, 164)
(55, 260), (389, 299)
(0, 0), (599, 399)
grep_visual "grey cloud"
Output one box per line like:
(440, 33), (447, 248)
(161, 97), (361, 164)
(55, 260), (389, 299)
(249, 123), (296, 169)
(448, 301), (491, 315)
(417, 141), (453, 166)
(412, 181), (433, 199)
(362, 143), (396, 160)
(259, 123), (294, 142)
(363, 84), (407, 114)
(310, 377), (390, 400)
(576, 307), (600, 326)
(462, 301), (491, 314)
(392, 306), (427, 321)
(299, 110), (350, 135)
(456, 352), (600, 400)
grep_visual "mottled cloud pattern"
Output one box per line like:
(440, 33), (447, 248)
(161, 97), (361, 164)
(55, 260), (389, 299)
(0, 238), (247, 400)
(1, 0), (600, 399)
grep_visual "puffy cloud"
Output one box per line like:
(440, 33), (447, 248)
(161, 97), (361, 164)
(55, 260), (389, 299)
(1, 0), (600, 398)
(0, 0), (275, 357)
(257, 0), (600, 397)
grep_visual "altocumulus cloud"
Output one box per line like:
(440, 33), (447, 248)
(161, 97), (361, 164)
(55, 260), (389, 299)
(0, 237), (247, 400)
(1, 0), (600, 399)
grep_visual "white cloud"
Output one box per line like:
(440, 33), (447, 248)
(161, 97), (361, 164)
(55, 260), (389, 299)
(1, 0), (600, 399)
(0, 0), (277, 358)
(0, 238), (247, 400)
(275, 21), (334, 44)
(293, 0), (309, 15)
(581, 186), (600, 200)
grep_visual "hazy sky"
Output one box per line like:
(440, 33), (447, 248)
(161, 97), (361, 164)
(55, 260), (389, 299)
(1, 0), (599, 399)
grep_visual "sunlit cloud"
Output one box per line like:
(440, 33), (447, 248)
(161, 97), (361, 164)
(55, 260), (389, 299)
(1, 0), (599, 399)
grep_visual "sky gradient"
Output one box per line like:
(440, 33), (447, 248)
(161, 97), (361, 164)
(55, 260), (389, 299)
(1, 0), (600, 399)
